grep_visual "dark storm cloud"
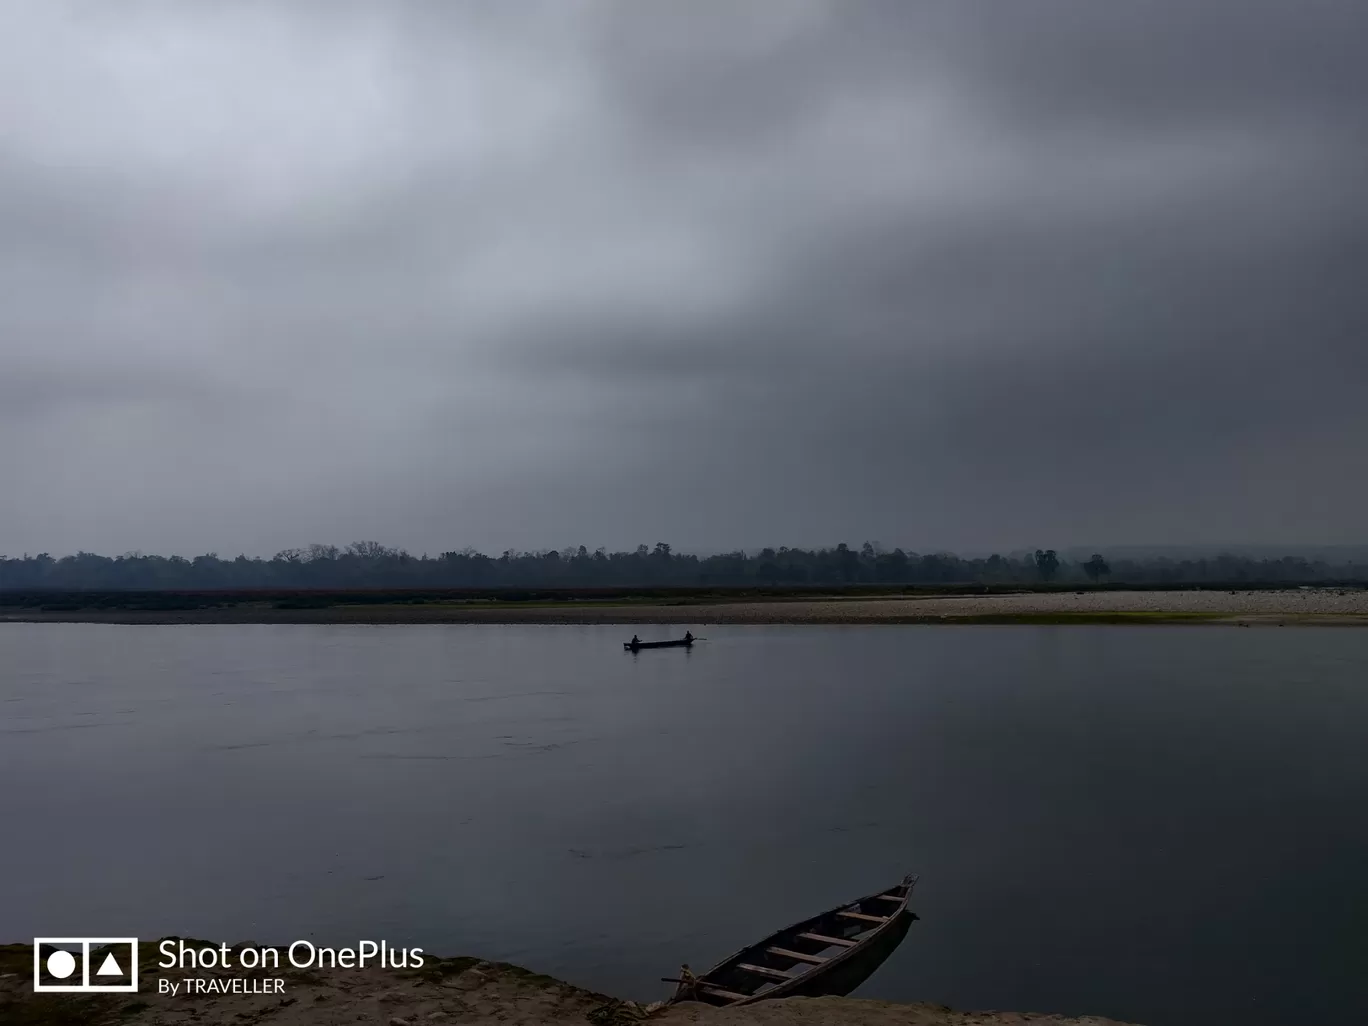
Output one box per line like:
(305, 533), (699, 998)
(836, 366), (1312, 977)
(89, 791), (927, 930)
(1, 1), (1365, 557)
(595, 2), (1368, 142)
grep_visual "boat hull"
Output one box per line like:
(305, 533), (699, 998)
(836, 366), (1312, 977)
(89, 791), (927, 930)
(668, 873), (917, 1007)
(774, 910), (914, 998)
(624, 638), (693, 650)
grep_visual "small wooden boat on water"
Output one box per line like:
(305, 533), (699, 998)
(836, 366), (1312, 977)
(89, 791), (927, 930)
(665, 873), (918, 1007)
(624, 635), (694, 651)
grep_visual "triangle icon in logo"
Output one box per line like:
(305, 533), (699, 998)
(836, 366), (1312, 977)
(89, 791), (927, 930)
(96, 952), (123, 976)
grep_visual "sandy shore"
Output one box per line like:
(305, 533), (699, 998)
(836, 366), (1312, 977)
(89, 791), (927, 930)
(3, 588), (1367, 626)
(1, 943), (1143, 1026)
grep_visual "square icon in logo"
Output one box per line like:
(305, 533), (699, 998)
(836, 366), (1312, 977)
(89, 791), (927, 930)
(33, 938), (139, 992)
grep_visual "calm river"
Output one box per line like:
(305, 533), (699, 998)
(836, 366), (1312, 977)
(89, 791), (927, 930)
(2, 624), (1365, 1025)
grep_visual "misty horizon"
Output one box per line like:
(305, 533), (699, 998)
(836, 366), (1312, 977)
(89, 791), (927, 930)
(5, 539), (1367, 596)
(6, 539), (1368, 564)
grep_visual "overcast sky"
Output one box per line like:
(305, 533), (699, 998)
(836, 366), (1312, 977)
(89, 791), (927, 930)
(2, 1), (1365, 558)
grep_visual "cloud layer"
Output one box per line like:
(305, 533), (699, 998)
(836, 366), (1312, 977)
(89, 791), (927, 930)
(3, 1), (1365, 556)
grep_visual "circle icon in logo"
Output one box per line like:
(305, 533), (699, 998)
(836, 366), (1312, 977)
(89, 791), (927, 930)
(46, 950), (77, 979)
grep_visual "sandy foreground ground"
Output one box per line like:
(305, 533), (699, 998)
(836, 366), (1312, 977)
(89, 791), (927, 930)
(3, 588), (1367, 625)
(0, 946), (1143, 1026)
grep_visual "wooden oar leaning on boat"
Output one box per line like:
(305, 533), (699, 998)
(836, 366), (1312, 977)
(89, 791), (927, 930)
(666, 873), (919, 1008)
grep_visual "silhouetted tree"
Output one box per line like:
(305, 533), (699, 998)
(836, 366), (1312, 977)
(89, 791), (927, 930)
(1034, 548), (1060, 581)
(0, 541), (1358, 591)
(347, 541), (393, 559)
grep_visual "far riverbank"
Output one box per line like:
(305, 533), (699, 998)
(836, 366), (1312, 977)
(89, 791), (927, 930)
(3, 588), (1367, 625)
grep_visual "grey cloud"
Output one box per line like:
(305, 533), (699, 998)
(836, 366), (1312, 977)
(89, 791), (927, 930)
(1, 0), (1366, 557)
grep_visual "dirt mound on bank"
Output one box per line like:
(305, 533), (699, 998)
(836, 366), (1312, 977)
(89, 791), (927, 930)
(2, 943), (1143, 1026)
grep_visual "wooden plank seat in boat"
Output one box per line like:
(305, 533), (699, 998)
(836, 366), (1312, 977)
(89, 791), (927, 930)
(837, 910), (889, 924)
(737, 963), (796, 981)
(873, 894), (904, 902)
(797, 932), (857, 947)
(767, 946), (828, 964)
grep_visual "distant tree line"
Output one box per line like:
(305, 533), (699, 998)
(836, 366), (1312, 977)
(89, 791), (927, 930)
(0, 541), (1361, 590)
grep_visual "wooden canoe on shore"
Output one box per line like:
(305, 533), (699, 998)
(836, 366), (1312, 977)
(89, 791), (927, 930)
(665, 873), (918, 1007)
(624, 636), (694, 650)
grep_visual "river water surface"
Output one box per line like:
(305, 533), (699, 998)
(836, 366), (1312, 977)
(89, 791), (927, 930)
(2, 623), (1365, 1025)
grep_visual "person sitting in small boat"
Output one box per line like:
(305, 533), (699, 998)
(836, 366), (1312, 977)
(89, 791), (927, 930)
(630, 634), (640, 646)
(684, 631), (694, 643)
